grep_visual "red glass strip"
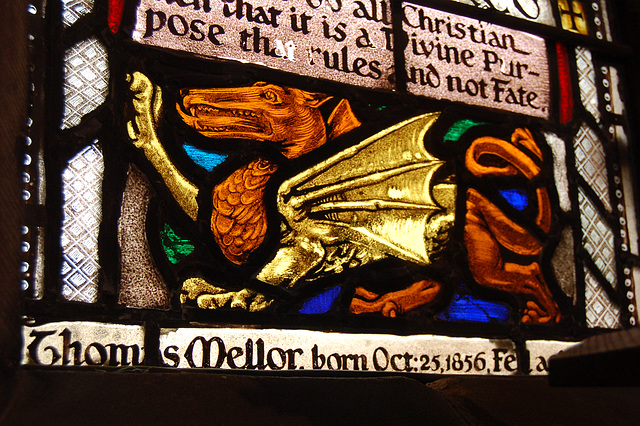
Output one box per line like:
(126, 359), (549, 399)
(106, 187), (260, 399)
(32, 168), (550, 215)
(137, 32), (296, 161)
(556, 42), (573, 124)
(108, 0), (125, 33)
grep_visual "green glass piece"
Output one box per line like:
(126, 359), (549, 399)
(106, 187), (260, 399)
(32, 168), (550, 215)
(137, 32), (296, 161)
(443, 119), (485, 143)
(161, 223), (195, 264)
(367, 104), (387, 111)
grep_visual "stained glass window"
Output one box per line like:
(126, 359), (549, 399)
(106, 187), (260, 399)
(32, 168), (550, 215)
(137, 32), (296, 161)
(20, 0), (640, 376)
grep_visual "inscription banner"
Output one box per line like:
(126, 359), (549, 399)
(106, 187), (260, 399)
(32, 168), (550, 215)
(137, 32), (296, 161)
(22, 322), (146, 367)
(21, 322), (576, 375)
(526, 340), (576, 375)
(132, 0), (395, 89)
(403, 2), (550, 118)
(159, 327), (573, 375)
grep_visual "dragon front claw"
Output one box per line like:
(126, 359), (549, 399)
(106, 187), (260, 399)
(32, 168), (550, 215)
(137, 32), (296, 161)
(126, 71), (163, 153)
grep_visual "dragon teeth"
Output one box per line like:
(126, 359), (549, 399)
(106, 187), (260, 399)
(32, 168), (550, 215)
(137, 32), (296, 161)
(188, 105), (256, 117)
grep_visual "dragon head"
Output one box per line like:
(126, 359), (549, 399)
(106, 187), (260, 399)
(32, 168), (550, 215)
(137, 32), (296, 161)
(177, 82), (352, 159)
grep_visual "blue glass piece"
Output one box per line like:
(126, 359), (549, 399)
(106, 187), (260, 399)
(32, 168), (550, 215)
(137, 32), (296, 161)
(299, 286), (342, 314)
(437, 284), (511, 323)
(499, 189), (529, 211)
(183, 143), (227, 172)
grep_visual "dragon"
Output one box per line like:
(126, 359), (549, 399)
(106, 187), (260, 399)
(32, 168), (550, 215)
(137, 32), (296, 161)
(125, 71), (561, 324)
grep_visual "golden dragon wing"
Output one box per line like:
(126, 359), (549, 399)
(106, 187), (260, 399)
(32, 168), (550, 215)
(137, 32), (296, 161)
(258, 113), (456, 286)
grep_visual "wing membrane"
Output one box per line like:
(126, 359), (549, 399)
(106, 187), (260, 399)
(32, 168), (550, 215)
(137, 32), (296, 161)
(258, 113), (456, 286)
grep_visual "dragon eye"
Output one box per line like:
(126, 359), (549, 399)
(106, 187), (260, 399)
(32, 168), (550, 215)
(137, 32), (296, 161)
(263, 89), (280, 103)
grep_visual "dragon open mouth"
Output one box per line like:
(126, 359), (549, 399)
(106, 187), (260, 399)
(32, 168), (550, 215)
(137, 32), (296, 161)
(177, 102), (273, 139)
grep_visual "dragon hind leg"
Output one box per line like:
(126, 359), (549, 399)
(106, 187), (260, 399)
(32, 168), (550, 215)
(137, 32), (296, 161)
(465, 188), (560, 324)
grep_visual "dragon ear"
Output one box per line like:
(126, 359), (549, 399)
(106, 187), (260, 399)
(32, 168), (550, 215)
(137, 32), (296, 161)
(327, 99), (361, 140)
(296, 89), (333, 108)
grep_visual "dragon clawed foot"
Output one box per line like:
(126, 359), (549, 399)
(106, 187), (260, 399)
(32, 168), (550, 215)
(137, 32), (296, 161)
(521, 300), (561, 324)
(517, 272), (562, 324)
(181, 277), (274, 312)
(350, 279), (442, 317)
(126, 71), (163, 152)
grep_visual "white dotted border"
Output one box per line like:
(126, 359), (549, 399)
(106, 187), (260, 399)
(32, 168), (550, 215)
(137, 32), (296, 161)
(601, 64), (638, 327)
(21, 2), (42, 297)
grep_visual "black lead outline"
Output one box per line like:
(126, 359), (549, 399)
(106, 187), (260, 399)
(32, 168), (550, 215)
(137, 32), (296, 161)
(20, 0), (640, 374)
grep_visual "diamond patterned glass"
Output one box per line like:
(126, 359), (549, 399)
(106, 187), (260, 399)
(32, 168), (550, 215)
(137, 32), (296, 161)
(575, 47), (601, 122)
(62, 0), (94, 27)
(574, 124), (611, 212)
(62, 37), (109, 130)
(60, 143), (104, 303)
(584, 266), (621, 328)
(578, 187), (616, 287)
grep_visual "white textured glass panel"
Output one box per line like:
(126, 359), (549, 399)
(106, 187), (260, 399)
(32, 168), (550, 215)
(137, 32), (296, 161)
(34, 144), (46, 298)
(608, 67), (625, 115)
(634, 266), (640, 326)
(448, 0), (555, 25)
(544, 132), (571, 212)
(599, 0), (612, 42)
(574, 124), (611, 212)
(34, 227), (45, 299)
(578, 188), (616, 287)
(575, 47), (600, 121)
(552, 227), (576, 303)
(584, 267), (621, 329)
(62, 0), (94, 27)
(118, 166), (170, 309)
(61, 143), (104, 303)
(62, 37), (109, 129)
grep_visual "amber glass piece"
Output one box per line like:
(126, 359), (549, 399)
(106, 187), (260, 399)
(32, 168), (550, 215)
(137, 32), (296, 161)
(350, 280), (442, 317)
(558, 0), (588, 35)
(211, 159), (277, 265)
